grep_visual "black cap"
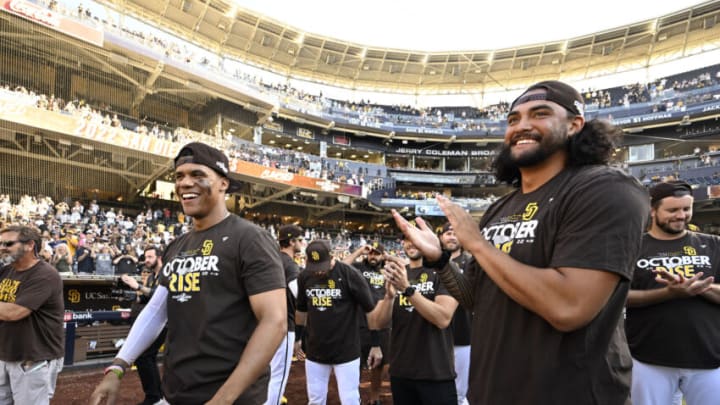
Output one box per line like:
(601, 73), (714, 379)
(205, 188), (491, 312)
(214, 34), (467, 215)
(510, 80), (585, 117)
(650, 181), (692, 205)
(305, 240), (332, 273)
(174, 142), (242, 192)
(278, 225), (303, 242)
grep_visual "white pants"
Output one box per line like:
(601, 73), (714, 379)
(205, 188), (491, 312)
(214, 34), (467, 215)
(305, 358), (360, 405)
(454, 345), (470, 405)
(632, 358), (720, 405)
(0, 358), (63, 405)
(264, 331), (295, 405)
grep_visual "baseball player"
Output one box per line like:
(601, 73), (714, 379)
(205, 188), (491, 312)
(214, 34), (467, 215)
(439, 222), (472, 405)
(296, 240), (379, 405)
(90, 142), (287, 404)
(265, 224), (306, 405)
(343, 241), (389, 405)
(370, 235), (458, 405)
(626, 181), (720, 405)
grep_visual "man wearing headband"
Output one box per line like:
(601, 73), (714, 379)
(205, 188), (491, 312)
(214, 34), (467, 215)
(91, 142), (287, 405)
(392, 80), (649, 404)
(626, 181), (720, 405)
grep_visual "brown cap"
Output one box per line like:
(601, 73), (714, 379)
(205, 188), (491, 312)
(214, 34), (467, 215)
(305, 240), (332, 273)
(369, 241), (385, 254)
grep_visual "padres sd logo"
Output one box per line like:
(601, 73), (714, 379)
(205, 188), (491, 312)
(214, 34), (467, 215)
(201, 240), (213, 256)
(419, 273), (428, 283)
(311, 251), (321, 262)
(328, 279), (335, 289)
(68, 289), (81, 304)
(522, 202), (538, 221)
(683, 246), (697, 256)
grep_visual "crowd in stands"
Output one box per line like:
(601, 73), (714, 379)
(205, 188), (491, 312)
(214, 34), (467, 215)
(0, 193), (411, 274)
(1, 83), (228, 151)
(39, 0), (719, 139)
(630, 148), (720, 187)
(1, 0), (717, 242)
(583, 69), (720, 111)
(231, 139), (386, 183)
(1, 82), (393, 188)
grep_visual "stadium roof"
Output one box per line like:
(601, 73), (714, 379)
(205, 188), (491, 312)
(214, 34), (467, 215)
(234, 0), (707, 52)
(109, 0), (720, 92)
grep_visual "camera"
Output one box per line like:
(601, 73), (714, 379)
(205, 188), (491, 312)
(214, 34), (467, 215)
(111, 277), (138, 301)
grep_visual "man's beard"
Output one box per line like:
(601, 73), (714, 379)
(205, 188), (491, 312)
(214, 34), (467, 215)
(0, 255), (13, 266)
(655, 217), (688, 235)
(1, 250), (23, 267)
(494, 132), (568, 183)
(442, 242), (460, 253)
(367, 258), (381, 268)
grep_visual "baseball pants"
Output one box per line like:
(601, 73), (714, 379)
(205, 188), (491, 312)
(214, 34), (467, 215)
(631, 358), (720, 405)
(305, 358), (360, 405)
(265, 331), (295, 405)
(454, 345), (470, 405)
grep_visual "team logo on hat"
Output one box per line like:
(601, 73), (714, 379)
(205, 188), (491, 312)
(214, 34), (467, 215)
(215, 161), (228, 174)
(311, 250), (321, 262)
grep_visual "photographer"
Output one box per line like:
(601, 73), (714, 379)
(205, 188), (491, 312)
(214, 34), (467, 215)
(113, 245), (139, 275)
(92, 240), (114, 276)
(119, 246), (166, 405)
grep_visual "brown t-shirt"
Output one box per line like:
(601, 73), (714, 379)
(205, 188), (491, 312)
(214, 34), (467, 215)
(0, 260), (65, 361)
(468, 165), (648, 405)
(388, 265), (455, 381)
(158, 215), (286, 405)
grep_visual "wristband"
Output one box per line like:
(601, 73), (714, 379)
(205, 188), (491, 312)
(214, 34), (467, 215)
(369, 330), (381, 347)
(104, 365), (125, 379)
(423, 250), (451, 270)
(295, 325), (305, 341)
